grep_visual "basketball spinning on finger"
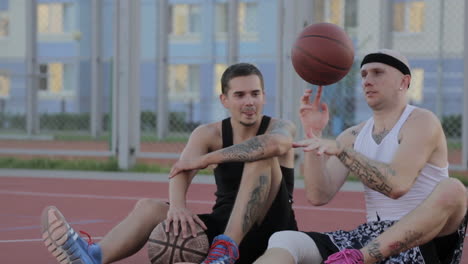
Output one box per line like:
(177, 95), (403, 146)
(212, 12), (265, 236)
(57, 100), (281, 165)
(147, 221), (209, 264)
(291, 22), (354, 86)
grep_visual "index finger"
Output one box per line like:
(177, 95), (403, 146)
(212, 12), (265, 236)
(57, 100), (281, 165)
(292, 138), (313, 147)
(168, 167), (181, 179)
(313, 86), (323, 105)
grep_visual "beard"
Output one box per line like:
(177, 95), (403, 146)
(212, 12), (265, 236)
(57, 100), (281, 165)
(239, 120), (256, 127)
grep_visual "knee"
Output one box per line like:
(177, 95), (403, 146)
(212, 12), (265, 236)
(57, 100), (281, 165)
(268, 231), (322, 264)
(268, 231), (297, 248)
(134, 198), (168, 213)
(433, 178), (467, 211)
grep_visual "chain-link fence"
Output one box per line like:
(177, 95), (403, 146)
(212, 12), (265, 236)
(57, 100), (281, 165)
(0, 0), (466, 171)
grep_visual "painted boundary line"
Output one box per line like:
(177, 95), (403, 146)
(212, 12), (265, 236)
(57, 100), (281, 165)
(0, 169), (366, 192)
(0, 190), (365, 213)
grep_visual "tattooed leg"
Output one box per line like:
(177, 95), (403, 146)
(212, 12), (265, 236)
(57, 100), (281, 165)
(224, 157), (282, 244)
(360, 178), (466, 264)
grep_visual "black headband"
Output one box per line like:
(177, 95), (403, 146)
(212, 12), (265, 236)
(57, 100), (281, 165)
(361, 53), (411, 76)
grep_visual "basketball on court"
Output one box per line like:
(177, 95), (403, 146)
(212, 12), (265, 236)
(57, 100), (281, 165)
(147, 221), (209, 264)
(291, 22), (354, 86)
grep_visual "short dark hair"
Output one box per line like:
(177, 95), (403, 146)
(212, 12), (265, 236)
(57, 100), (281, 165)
(220, 63), (264, 94)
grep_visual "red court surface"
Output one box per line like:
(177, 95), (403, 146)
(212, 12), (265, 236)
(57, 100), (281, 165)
(0, 175), (466, 263)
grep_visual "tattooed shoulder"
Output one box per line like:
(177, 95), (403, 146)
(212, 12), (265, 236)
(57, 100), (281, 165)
(348, 126), (362, 138)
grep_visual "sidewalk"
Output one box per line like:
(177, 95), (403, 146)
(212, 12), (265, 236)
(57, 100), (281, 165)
(0, 168), (365, 192)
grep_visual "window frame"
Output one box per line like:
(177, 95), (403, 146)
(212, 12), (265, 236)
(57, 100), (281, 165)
(0, 0), (9, 38)
(38, 62), (76, 99)
(37, 2), (75, 36)
(392, 0), (425, 34)
(169, 3), (202, 42)
(168, 64), (201, 102)
(0, 71), (10, 99)
(215, 1), (259, 42)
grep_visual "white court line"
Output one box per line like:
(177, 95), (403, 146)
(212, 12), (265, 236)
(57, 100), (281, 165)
(2, 189), (468, 242)
(0, 237), (103, 243)
(0, 190), (365, 213)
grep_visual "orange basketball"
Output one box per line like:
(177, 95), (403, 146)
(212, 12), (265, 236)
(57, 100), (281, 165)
(147, 222), (209, 264)
(291, 23), (354, 86)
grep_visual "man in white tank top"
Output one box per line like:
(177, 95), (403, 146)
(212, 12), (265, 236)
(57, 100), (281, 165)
(254, 49), (467, 264)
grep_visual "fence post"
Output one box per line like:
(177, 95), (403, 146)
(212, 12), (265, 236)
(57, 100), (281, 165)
(227, 0), (239, 65)
(275, 0), (284, 118)
(280, 0), (314, 173)
(91, 0), (102, 138)
(25, 0), (38, 135)
(113, 0), (141, 170)
(435, 1), (446, 119)
(378, 0), (393, 49)
(156, 0), (169, 139)
(462, 0), (468, 170)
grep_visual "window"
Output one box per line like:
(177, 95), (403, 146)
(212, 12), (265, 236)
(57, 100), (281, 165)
(168, 64), (200, 102)
(393, 1), (425, 33)
(215, 2), (259, 40)
(214, 64), (228, 95)
(344, 0), (358, 28)
(408, 68), (424, 103)
(37, 3), (72, 34)
(313, 0), (357, 29)
(326, 0), (343, 26)
(215, 3), (228, 34)
(39, 63), (64, 94)
(169, 4), (201, 38)
(0, 73), (10, 98)
(238, 2), (258, 36)
(0, 0), (9, 37)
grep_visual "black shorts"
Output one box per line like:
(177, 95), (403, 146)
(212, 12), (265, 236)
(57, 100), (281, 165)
(198, 180), (298, 264)
(305, 215), (468, 264)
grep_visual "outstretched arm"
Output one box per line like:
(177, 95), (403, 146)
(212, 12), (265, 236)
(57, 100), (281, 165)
(295, 127), (356, 205)
(216, 119), (295, 162)
(169, 119), (295, 178)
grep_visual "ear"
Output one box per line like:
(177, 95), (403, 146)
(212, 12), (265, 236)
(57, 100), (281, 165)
(220, 93), (228, 108)
(402, 75), (411, 90)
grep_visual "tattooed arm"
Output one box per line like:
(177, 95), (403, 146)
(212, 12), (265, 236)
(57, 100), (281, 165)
(168, 118), (296, 179)
(208, 118), (296, 164)
(337, 110), (443, 199)
(337, 147), (396, 197)
(299, 125), (361, 205)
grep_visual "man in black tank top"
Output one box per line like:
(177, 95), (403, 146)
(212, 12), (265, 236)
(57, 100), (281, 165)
(166, 63), (298, 264)
(39, 63), (298, 264)
(42, 63), (297, 264)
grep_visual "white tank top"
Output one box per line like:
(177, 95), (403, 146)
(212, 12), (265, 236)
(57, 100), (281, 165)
(354, 105), (449, 222)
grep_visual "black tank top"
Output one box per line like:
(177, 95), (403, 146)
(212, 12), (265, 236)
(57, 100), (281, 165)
(212, 115), (295, 211)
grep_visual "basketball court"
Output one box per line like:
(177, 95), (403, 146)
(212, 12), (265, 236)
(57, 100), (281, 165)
(0, 169), (466, 263)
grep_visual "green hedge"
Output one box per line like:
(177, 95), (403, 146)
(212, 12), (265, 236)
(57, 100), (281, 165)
(0, 111), (200, 133)
(442, 114), (461, 138)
